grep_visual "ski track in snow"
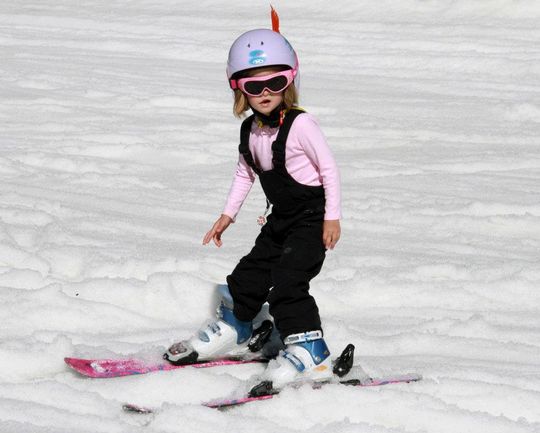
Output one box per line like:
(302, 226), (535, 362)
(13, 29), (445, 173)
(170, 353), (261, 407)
(1, 1), (540, 432)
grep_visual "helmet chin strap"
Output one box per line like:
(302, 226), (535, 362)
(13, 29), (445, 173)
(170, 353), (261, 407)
(250, 103), (285, 128)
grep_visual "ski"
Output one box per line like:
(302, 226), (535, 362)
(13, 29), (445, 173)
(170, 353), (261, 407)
(121, 373), (422, 413)
(64, 355), (268, 378)
(65, 320), (275, 378)
(204, 373), (422, 409)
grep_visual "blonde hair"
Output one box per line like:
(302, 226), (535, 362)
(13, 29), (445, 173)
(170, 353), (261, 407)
(232, 68), (299, 118)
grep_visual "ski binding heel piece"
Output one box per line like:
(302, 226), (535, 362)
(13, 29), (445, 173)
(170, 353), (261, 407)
(248, 320), (274, 352)
(163, 342), (199, 366)
(249, 380), (277, 398)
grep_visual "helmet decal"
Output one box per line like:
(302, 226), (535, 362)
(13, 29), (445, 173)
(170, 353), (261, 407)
(249, 50), (267, 65)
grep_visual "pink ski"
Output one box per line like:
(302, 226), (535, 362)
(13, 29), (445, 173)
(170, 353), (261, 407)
(64, 356), (267, 379)
(122, 373), (422, 413)
(204, 373), (422, 409)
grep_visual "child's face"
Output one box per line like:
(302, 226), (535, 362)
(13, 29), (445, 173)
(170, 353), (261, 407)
(245, 69), (284, 116)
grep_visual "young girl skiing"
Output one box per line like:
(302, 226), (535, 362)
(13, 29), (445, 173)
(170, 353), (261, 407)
(165, 17), (341, 391)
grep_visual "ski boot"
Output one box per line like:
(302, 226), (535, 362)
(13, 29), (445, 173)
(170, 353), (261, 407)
(164, 285), (272, 365)
(250, 330), (333, 395)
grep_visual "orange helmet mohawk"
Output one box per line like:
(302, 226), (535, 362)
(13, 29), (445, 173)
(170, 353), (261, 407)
(271, 5), (280, 33)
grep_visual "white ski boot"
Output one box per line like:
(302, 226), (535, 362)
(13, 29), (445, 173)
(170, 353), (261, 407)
(164, 285), (255, 365)
(256, 330), (333, 390)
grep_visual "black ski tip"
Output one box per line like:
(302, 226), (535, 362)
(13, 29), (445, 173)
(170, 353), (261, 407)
(248, 320), (274, 353)
(333, 343), (355, 378)
(123, 403), (154, 414)
(249, 380), (275, 398)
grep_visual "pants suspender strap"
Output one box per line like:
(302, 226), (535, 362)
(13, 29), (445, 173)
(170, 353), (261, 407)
(270, 108), (304, 172)
(238, 114), (262, 175)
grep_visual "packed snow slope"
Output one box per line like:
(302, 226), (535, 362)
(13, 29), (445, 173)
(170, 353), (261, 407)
(1, 1), (540, 432)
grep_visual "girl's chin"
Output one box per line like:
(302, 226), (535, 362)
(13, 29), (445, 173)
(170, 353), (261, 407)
(256, 103), (277, 114)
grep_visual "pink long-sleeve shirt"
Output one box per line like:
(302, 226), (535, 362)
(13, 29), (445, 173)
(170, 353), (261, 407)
(223, 112), (341, 221)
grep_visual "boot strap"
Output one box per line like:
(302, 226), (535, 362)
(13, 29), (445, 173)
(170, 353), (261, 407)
(283, 330), (323, 345)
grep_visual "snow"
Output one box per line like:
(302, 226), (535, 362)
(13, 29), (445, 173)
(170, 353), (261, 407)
(1, 0), (540, 431)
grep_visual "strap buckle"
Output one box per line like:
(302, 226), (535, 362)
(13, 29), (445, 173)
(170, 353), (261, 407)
(283, 330), (323, 345)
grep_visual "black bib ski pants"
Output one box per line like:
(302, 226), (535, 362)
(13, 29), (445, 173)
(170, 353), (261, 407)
(226, 109), (326, 339)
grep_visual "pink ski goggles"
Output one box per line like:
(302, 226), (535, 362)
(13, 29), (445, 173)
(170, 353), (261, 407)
(229, 69), (297, 96)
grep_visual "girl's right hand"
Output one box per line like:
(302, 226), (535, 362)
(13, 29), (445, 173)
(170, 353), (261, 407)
(203, 214), (233, 247)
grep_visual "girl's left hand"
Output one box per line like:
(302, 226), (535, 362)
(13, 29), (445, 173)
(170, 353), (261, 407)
(323, 219), (341, 250)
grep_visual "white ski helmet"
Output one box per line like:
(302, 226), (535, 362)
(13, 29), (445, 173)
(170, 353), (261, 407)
(227, 28), (299, 89)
